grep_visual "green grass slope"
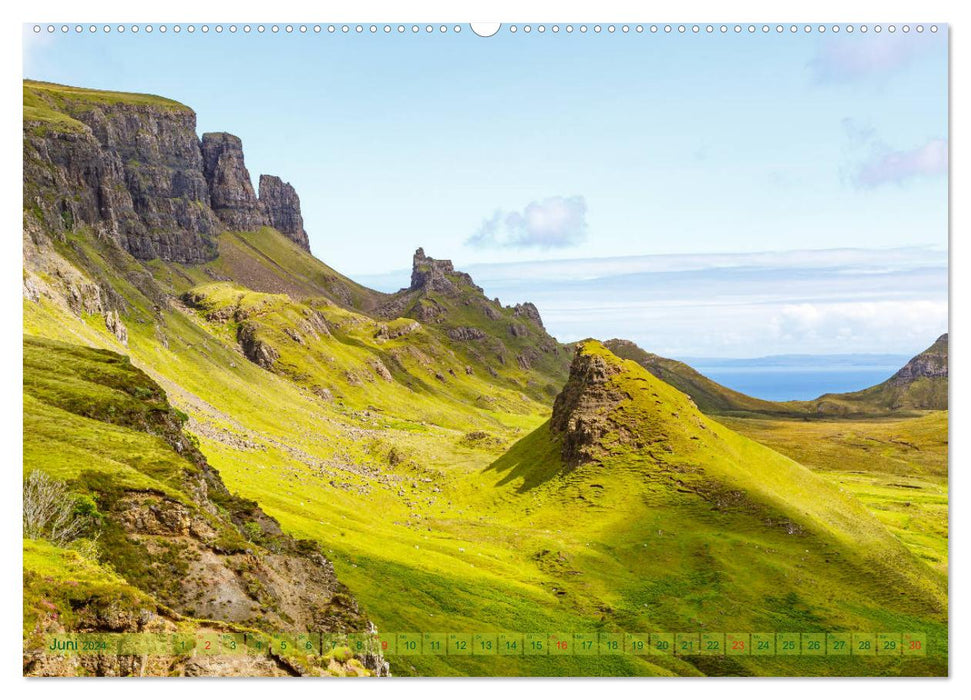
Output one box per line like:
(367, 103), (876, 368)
(605, 338), (949, 573)
(150, 228), (391, 314)
(24, 79), (191, 134)
(720, 412), (949, 574)
(466, 341), (947, 676)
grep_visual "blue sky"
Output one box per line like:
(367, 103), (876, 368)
(23, 24), (948, 356)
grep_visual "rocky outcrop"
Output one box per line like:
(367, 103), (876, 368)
(374, 320), (421, 340)
(513, 302), (545, 329)
(550, 344), (626, 467)
(237, 322), (280, 369)
(447, 326), (487, 341)
(201, 133), (269, 232)
(104, 309), (128, 345)
(410, 248), (482, 294)
(259, 175), (309, 251)
(888, 333), (948, 386)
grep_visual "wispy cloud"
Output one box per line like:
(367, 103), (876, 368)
(855, 139), (948, 188)
(810, 33), (941, 83)
(466, 196), (588, 249)
(841, 119), (947, 189)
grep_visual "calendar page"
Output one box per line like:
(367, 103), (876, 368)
(22, 19), (948, 679)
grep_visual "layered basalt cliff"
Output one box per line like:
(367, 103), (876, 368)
(23, 90), (219, 263)
(23, 81), (310, 263)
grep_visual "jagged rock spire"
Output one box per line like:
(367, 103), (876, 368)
(259, 175), (310, 251)
(201, 132), (268, 231)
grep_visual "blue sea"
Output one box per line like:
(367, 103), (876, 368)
(682, 356), (912, 402)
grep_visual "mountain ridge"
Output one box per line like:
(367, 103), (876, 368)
(605, 334), (948, 416)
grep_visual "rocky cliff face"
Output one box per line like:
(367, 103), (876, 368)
(259, 175), (310, 251)
(24, 94), (220, 263)
(23, 82), (312, 264)
(550, 343), (627, 467)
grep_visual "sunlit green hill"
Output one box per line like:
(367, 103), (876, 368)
(22, 80), (948, 677)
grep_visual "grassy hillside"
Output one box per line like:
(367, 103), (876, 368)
(721, 412), (949, 574)
(23, 336), (382, 676)
(606, 337), (949, 574)
(22, 80), (947, 677)
(25, 253), (949, 675)
(466, 342), (947, 675)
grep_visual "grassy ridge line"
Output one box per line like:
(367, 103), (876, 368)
(604, 339), (788, 415)
(146, 227), (390, 314)
(24, 79), (192, 110)
(23, 80), (192, 135)
(204, 229), (389, 312)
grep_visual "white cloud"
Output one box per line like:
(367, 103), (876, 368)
(840, 120), (947, 189)
(466, 195), (588, 249)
